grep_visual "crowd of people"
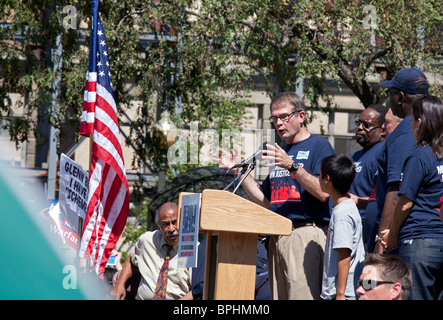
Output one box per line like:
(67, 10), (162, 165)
(107, 68), (442, 300)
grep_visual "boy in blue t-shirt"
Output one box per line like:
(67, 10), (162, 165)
(319, 154), (365, 300)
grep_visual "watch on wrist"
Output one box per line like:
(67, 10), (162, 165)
(289, 161), (299, 173)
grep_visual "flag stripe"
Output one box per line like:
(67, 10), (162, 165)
(92, 173), (125, 270)
(92, 133), (126, 183)
(80, 72), (98, 136)
(96, 82), (117, 113)
(81, 111), (95, 124)
(90, 165), (115, 267)
(85, 163), (107, 262)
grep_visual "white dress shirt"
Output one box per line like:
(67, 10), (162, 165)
(131, 230), (192, 300)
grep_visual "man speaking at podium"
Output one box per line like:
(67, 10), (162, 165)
(215, 92), (334, 300)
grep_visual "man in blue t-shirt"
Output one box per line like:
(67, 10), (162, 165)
(363, 108), (401, 252)
(373, 68), (429, 254)
(215, 92), (334, 300)
(349, 105), (387, 217)
(349, 105), (387, 249)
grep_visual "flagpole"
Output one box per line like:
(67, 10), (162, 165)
(76, 133), (92, 269)
(80, 133), (93, 237)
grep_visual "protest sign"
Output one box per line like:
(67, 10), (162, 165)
(59, 153), (89, 229)
(40, 199), (79, 250)
(178, 193), (201, 268)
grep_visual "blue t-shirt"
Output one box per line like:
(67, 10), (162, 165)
(375, 116), (416, 214)
(363, 166), (380, 252)
(261, 134), (334, 223)
(350, 141), (384, 219)
(398, 146), (443, 241)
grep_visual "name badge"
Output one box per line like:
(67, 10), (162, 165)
(296, 151), (310, 160)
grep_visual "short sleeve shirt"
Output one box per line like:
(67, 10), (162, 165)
(398, 146), (443, 241)
(321, 199), (365, 300)
(131, 230), (192, 300)
(350, 141), (384, 219)
(261, 134), (334, 223)
(375, 116), (416, 213)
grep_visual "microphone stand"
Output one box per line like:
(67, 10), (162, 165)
(232, 161), (256, 194)
(223, 164), (249, 191)
(224, 149), (261, 193)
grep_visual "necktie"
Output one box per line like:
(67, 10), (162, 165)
(153, 245), (173, 300)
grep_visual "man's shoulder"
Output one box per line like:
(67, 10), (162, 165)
(308, 134), (334, 155)
(138, 230), (160, 242)
(311, 134), (333, 149)
(387, 117), (413, 142)
(284, 134), (333, 166)
(307, 133), (330, 142)
(353, 142), (384, 160)
(350, 148), (365, 160)
(289, 134), (333, 149)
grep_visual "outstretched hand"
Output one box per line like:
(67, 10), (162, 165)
(211, 147), (241, 170)
(212, 143), (292, 172)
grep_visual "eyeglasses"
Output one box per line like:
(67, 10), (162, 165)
(358, 279), (395, 291)
(355, 119), (382, 132)
(269, 110), (302, 123)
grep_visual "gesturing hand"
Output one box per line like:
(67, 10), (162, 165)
(211, 147), (241, 171)
(262, 143), (292, 170)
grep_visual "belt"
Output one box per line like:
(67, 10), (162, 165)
(292, 220), (314, 229)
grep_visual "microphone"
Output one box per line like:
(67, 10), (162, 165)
(230, 141), (268, 169)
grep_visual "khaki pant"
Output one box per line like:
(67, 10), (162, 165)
(268, 224), (327, 300)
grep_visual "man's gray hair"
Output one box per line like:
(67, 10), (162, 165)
(270, 91), (306, 112)
(154, 202), (178, 227)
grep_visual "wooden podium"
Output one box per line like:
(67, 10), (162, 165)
(178, 189), (292, 300)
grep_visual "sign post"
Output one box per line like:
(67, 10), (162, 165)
(59, 153), (89, 251)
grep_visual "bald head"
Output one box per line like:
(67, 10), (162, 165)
(155, 202), (178, 223)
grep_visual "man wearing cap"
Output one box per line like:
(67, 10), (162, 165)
(372, 68), (429, 254)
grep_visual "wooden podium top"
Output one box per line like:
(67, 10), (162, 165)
(198, 189), (291, 236)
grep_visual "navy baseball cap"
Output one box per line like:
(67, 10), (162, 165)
(380, 68), (429, 94)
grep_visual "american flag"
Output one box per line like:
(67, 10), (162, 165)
(79, 0), (129, 278)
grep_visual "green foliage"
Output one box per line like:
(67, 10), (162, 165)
(1, 0), (441, 179)
(122, 198), (155, 244)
